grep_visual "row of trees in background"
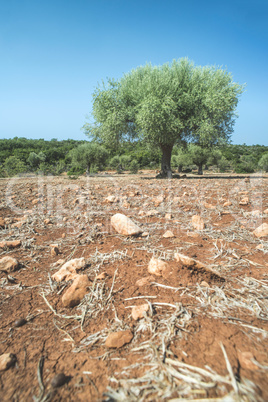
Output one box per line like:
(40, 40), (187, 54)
(0, 137), (268, 177)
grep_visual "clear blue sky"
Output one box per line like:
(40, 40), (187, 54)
(0, 0), (267, 145)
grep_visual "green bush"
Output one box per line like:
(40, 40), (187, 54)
(4, 156), (27, 176)
(67, 166), (85, 176)
(258, 153), (268, 172)
(129, 159), (139, 174)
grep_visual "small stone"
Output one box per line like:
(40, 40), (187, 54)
(62, 233), (66, 239)
(239, 197), (249, 205)
(223, 201), (232, 207)
(0, 240), (21, 249)
(264, 208), (268, 214)
(141, 231), (149, 237)
(105, 330), (133, 349)
(50, 246), (59, 256)
(163, 230), (175, 238)
(52, 258), (87, 282)
(0, 217), (5, 227)
(96, 272), (108, 280)
(148, 257), (169, 277)
(253, 223), (268, 238)
(146, 210), (159, 216)
(237, 351), (258, 371)
(0, 256), (19, 273)
(51, 373), (69, 388)
(136, 276), (154, 287)
(191, 215), (205, 231)
(44, 218), (52, 224)
(200, 281), (209, 288)
(105, 195), (117, 203)
(175, 253), (206, 269)
(132, 304), (149, 320)
(203, 202), (216, 210)
(14, 318), (27, 328)
(187, 231), (199, 238)
(62, 274), (90, 308)
(0, 353), (17, 371)
(165, 213), (172, 220)
(111, 213), (142, 236)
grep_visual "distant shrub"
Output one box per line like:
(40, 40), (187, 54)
(67, 166), (85, 177)
(129, 159), (139, 174)
(258, 153), (268, 172)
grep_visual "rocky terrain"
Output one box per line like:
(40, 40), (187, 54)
(0, 172), (267, 401)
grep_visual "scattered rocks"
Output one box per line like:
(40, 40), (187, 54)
(62, 274), (90, 308)
(148, 257), (169, 277)
(132, 304), (149, 320)
(52, 258), (87, 282)
(253, 223), (268, 238)
(191, 215), (205, 231)
(105, 330), (133, 349)
(0, 240), (21, 249)
(111, 213), (142, 236)
(223, 201), (232, 207)
(0, 353), (17, 371)
(0, 256), (19, 273)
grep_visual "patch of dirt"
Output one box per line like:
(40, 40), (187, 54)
(0, 173), (267, 401)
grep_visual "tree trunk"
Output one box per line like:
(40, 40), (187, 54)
(86, 164), (91, 176)
(197, 163), (203, 175)
(160, 145), (173, 178)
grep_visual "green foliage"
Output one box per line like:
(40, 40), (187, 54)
(4, 156), (27, 176)
(129, 159), (139, 174)
(217, 156), (230, 173)
(67, 166), (85, 177)
(70, 142), (108, 174)
(258, 153), (268, 172)
(85, 58), (244, 176)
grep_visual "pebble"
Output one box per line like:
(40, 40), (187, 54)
(0, 353), (17, 371)
(191, 215), (205, 231)
(51, 373), (69, 388)
(14, 318), (27, 328)
(148, 257), (169, 277)
(111, 213), (142, 236)
(105, 330), (133, 349)
(0, 256), (19, 273)
(253, 223), (268, 238)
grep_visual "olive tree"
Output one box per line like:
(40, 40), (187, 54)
(70, 142), (108, 175)
(84, 59), (244, 177)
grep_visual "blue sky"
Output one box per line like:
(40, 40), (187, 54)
(0, 0), (267, 145)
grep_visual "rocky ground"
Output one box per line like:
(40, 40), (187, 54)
(0, 172), (267, 401)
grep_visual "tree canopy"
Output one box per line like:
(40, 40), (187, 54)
(84, 58), (244, 177)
